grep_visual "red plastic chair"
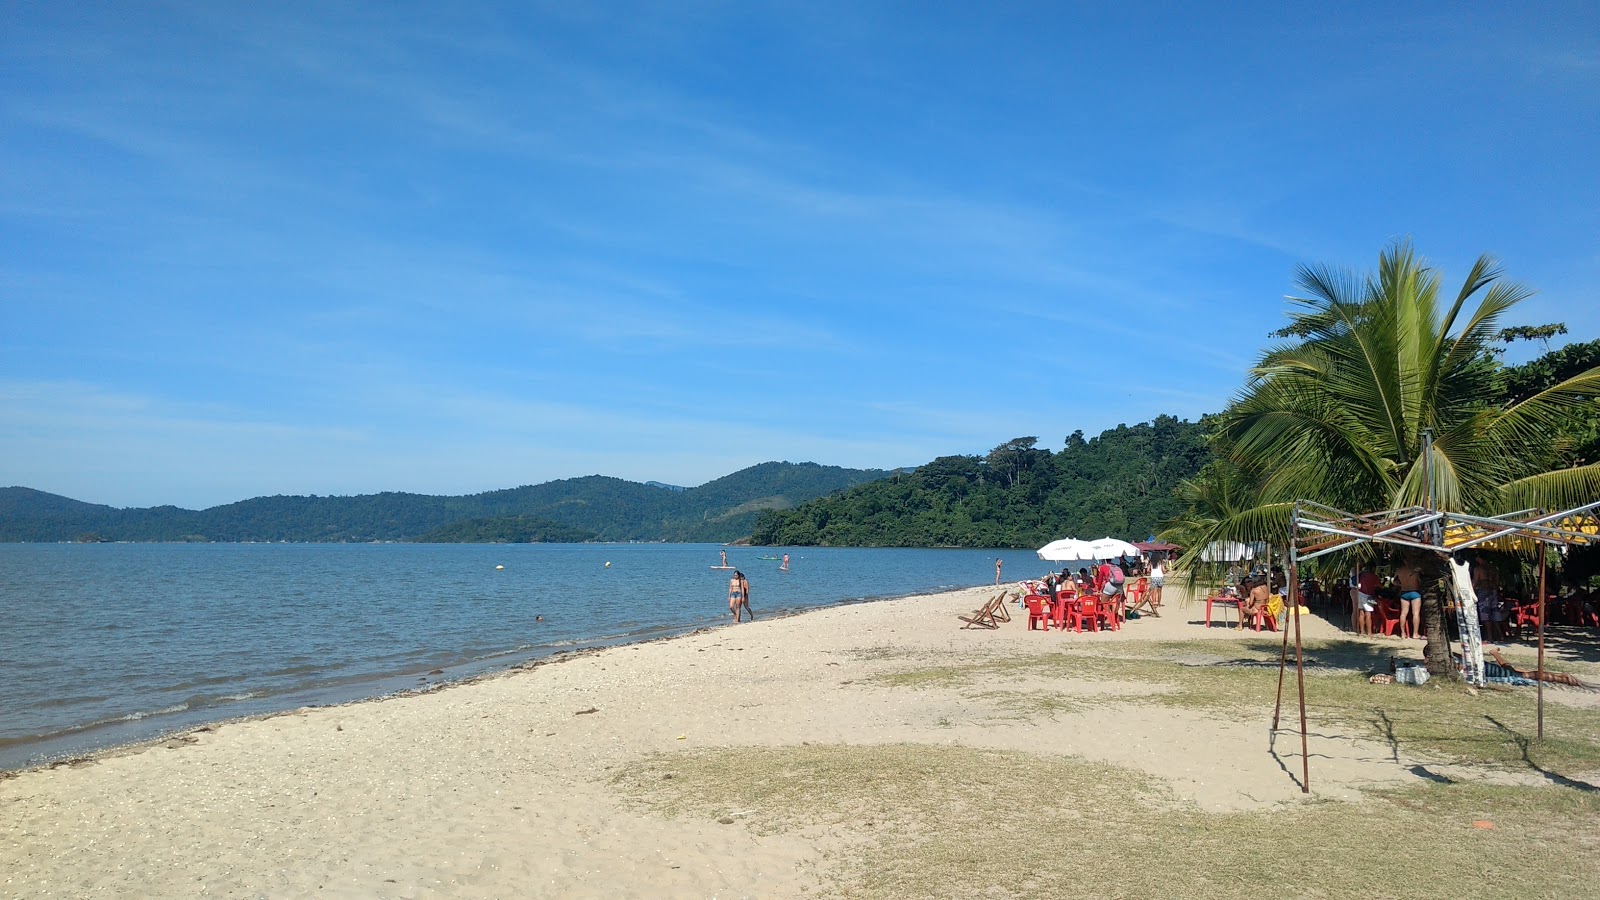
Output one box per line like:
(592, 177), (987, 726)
(1066, 595), (1100, 633)
(1103, 590), (1123, 631)
(1100, 594), (1121, 631)
(1372, 600), (1404, 637)
(1511, 601), (1542, 640)
(1126, 577), (1149, 611)
(1024, 595), (1052, 631)
(1248, 605), (1279, 632)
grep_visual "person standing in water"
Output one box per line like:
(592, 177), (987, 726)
(728, 570), (753, 622)
(995, 558), (1003, 585)
(780, 554), (790, 572)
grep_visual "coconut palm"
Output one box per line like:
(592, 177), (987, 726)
(1187, 241), (1600, 673)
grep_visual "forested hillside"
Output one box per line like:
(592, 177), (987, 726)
(750, 416), (1209, 547)
(0, 462), (888, 543)
(414, 515), (598, 543)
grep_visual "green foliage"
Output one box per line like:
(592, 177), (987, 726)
(413, 515), (597, 543)
(1495, 322), (1567, 346)
(1170, 242), (1600, 671)
(750, 416), (1209, 547)
(1500, 338), (1600, 464)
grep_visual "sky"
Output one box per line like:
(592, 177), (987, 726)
(3, 1), (1598, 510)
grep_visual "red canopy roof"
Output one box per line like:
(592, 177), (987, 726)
(1133, 541), (1182, 552)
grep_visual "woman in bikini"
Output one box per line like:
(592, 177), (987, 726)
(728, 570), (753, 622)
(1237, 577), (1272, 629)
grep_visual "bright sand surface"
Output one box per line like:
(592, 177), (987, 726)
(4, 584), (1596, 898)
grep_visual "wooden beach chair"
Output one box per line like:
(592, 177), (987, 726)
(960, 591), (1012, 629)
(1126, 577), (1156, 617)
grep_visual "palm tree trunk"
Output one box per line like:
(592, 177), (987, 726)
(1408, 550), (1453, 676)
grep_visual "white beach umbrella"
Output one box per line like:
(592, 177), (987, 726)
(1037, 538), (1099, 562)
(1086, 537), (1141, 560)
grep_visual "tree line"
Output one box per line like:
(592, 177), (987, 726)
(750, 416), (1211, 547)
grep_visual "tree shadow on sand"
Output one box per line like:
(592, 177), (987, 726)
(1486, 716), (1600, 793)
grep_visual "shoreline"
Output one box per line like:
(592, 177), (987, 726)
(0, 584), (964, 777)
(5, 583), (1595, 897)
(1, 542), (1020, 774)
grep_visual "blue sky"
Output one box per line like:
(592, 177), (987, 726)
(4, 1), (1598, 509)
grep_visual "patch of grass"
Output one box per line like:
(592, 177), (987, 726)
(615, 744), (1600, 899)
(865, 640), (1600, 774)
(871, 665), (969, 688)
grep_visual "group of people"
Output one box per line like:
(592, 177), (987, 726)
(1036, 556), (1167, 615)
(1346, 561), (1425, 639)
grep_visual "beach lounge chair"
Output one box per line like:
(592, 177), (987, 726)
(959, 591), (1012, 629)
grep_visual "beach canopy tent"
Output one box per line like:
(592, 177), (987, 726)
(1199, 540), (1256, 562)
(1272, 496), (1600, 793)
(1134, 541), (1182, 553)
(1037, 538), (1100, 563)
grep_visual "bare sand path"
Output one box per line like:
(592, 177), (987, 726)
(4, 584), (1594, 897)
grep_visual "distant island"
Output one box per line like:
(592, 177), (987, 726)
(0, 462), (887, 545)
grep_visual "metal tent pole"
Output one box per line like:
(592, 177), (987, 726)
(1290, 550), (1310, 793)
(1274, 509), (1298, 735)
(1537, 550), (1547, 742)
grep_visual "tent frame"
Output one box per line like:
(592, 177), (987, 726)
(1275, 495), (1600, 793)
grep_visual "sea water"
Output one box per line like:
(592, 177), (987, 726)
(0, 542), (1021, 770)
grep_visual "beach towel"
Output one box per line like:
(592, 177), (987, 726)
(1447, 558), (1486, 687)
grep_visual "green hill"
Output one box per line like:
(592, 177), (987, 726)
(0, 462), (890, 543)
(749, 417), (1210, 548)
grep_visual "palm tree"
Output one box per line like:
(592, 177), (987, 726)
(1183, 241), (1600, 673)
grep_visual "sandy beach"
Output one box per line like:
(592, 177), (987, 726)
(5, 585), (1598, 898)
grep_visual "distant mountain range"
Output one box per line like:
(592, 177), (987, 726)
(0, 462), (890, 544)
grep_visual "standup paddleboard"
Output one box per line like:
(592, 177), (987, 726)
(710, 565), (736, 570)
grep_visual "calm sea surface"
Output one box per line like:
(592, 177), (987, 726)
(0, 542), (1025, 771)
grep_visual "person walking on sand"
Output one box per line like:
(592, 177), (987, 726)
(728, 570), (753, 622)
(995, 558), (1003, 585)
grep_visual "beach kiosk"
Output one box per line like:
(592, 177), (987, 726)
(1274, 496), (1600, 793)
